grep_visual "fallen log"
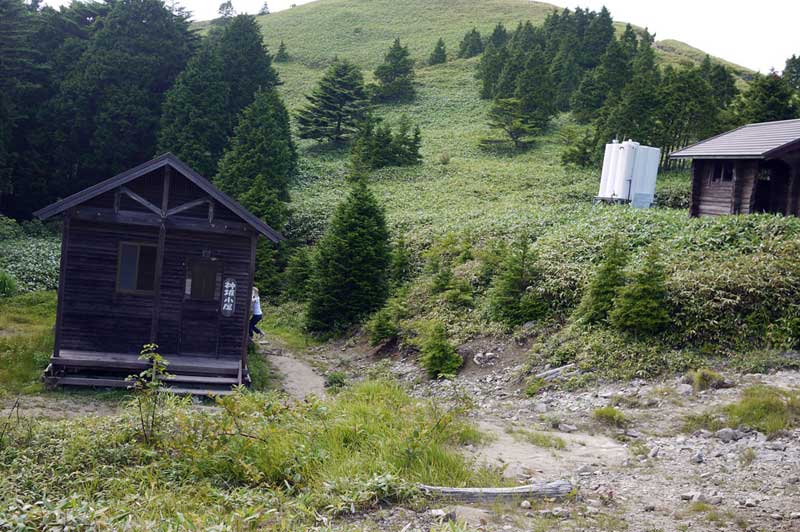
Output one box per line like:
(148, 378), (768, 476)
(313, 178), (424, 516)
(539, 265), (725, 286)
(536, 364), (576, 382)
(417, 480), (573, 503)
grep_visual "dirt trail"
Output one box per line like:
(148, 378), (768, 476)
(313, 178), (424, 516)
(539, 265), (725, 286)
(472, 420), (628, 480)
(260, 345), (327, 400)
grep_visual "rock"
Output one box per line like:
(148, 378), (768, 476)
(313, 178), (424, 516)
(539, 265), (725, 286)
(558, 423), (577, 433)
(644, 505), (655, 512)
(709, 496), (723, 505)
(790, 512), (800, 519)
(648, 446), (660, 458)
(765, 442), (787, 451)
(625, 429), (642, 438)
(473, 352), (499, 367)
(681, 492), (697, 501)
(429, 509), (455, 522)
(692, 493), (709, 503)
(520, 500), (531, 509)
(744, 499), (757, 508)
(533, 402), (548, 413)
(715, 428), (744, 443)
(690, 451), (705, 464)
(576, 464), (595, 475)
(677, 383), (694, 396)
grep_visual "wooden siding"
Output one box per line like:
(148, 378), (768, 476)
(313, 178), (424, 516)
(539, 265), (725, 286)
(56, 168), (255, 361)
(693, 160), (735, 216)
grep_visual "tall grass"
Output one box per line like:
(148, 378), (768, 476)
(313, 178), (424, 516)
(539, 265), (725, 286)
(0, 291), (56, 394)
(0, 381), (502, 529)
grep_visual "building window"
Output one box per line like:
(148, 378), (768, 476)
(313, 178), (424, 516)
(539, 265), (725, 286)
(117, 242), (157, 293)
(709, 161), (734, 183)
(185, 260), (222, 301)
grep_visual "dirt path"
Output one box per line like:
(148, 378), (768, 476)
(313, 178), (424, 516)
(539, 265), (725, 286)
(258, 342), (326, 400)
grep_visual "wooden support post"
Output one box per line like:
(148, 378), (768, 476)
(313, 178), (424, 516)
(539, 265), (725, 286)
(149, 167), (171, 344)
(688, 160), (701, 218)
(53, 212), (71, 358)
(241, 232), (258, 374)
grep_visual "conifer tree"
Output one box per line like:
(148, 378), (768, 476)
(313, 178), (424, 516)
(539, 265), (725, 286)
(486, 237), (547, 326)
(373, 38), (415, 102)
(620, 23), (638, 60)
(420, 321), (463, 378)
(297, 59), (369, 143)
(493, 48), (525, 99)
(738, 71), (799, 123)
(306, 179), (391, 333)
(217, 14), (280, 126)
(284, 247), (312, 301)
(609, 245), (671, 336)
(157, 42), (229, 177)
(575, 236), (628, 324)
(487, 98), (535, 149)
(458, 28), (483, 58)
(487, 23), (509, 48)
(428, 37), (447, 65)
(596, 38), (632, 97)
(218, 1), (235, 18)
(785, 54), (800, 92)
(517, 49), (556, 132)
(258, 2), (270, 15)
(477, 42), (509, 99)
(571, 70), (606, 124)
(215, 88), (296, 215)
(549, 37), (581, 111)
(274, 40), (289, 62)
(580, 6), (614, 69)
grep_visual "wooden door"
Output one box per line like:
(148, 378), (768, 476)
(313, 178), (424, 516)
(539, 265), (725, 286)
(180, 258), (223, 356)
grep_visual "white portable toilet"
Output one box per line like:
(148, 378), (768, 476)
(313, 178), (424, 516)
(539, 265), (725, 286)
(597, 139), (660, 207)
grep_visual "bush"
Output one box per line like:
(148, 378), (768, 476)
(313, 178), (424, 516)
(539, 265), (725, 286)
(283, 246), (312, 301)
(593, 406), (627, 427)
(610, 245), (671, 336)
(0, 237), (61, 292)
(686, 368), (726, 392)
(0, 269), (17, 297)
(574, 236), (628, 324)
(685, 386), (800, 437)
(419, 321), (463, 379)
(367, 306), (400, 346)
(0, 215), (23, 240)
(324, 371), (347, 390)
(486, 238), (547, 327)
(352, 115), (422, 170)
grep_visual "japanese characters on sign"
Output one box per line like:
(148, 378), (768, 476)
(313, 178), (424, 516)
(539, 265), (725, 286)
(221, 277), (236, 317)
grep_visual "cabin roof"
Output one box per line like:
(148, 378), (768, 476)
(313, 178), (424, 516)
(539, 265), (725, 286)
(670, 118), (800, 160)
(34, 153), (283, 242)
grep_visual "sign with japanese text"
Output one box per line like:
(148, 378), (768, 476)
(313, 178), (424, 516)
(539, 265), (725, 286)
(221, 278), (236, 317)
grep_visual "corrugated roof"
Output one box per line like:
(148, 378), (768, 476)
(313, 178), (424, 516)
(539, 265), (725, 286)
(670, 118), (800, 159)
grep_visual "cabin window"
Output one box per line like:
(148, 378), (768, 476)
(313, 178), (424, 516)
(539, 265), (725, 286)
(185, 260), (222, 301)
(709, 162), (734, 183)
(117, 242), (157, 293)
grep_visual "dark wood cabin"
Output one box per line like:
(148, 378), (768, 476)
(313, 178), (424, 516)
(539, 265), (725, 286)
(671, 118), (800, 217)
(34, 153), (283, 394)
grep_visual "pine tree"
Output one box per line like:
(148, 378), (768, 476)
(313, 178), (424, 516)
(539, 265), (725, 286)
(351, 114), (421, 169)
(580, 6), (614, 69)
(493, 48), (525, 99)
(708, 63), (738, 109)
(218, 1), (235, 18)
(486, 237), (547, 327)
(217, 14), (280, 127)
(596, 38), (632, 97)
(596, 39), (661, 148)
(609, 245), (671, 336)
(575, 236), (628, 324)
(297, 59), (369, 143)
(215, 88), (296, 218)
(284, 247), (312, 301)
(517, 48), (556, 132)
(373, 38), (415, 102)
(487, 98), (535, 149)
(157, 42), (229, 177)
(428, 37), (447, 65)
(487, 23), (509, 48)
(458, 28), (483, 58)
(477, 42), (509, 99)
(738, 71), (799, 123)
(620, 23), (638, 60)
(274, 40), (289, 62)
(549, 37), (581, 111)
(258, 2), (270, 15)
(306, 179), (391, 333)
(785, 54), (800, 92)
(420, 321), (463, 378)
(571, 70), (607, 124)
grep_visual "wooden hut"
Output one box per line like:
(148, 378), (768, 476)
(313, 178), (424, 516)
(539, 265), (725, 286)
(34, 153), (283, 394)
(671, 118), (800, 217)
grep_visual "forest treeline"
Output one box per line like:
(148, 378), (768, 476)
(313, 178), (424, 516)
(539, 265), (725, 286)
(467, 8), (800, 165)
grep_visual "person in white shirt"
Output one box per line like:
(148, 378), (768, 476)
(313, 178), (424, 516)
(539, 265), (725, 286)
(249, 287), (263, 338)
